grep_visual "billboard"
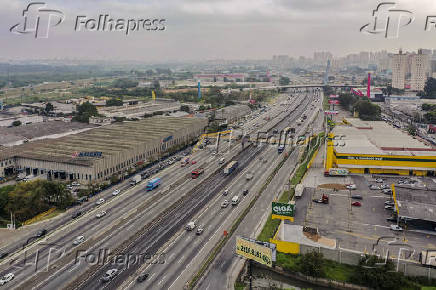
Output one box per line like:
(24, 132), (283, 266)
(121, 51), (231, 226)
(235, 236), (274, 267)
(72, 152), (103, 158)
(328, 100), (339, 105)
(329, 94), (339, 98)
(328, 168), (349, 176)
(271, 202), (295, 221)
(324, 110), (338, 115)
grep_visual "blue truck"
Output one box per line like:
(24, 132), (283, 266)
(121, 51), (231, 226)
(146, 178), (161, 191)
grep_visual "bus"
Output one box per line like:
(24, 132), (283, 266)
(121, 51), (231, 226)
(224, 161), (238, 175)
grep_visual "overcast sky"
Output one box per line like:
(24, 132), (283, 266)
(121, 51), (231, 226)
(1, 0), (436, 62)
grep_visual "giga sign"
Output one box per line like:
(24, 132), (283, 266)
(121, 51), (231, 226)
(271, 202), (295, 221)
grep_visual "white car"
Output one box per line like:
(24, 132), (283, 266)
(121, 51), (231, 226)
(112, 189), (120, 196)
(221, 200), (229, 208)
(72, 182), (80, 186)
(73, 235), (85, 246)
(96, 211), (106, 218)
(0, 273), (14, 286)
(96, 198), (105, 205)
(375, 178), (384, 183)
(346, 184), (356, 190)
(390, 225), (403, 231)
(369, 184), (380, 190)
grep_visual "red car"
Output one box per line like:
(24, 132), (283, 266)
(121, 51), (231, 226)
(351, 201), (361, 207)
(191, 161), (197, 165)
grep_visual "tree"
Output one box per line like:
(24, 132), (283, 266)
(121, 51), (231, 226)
(73, 102), (98, 123)
(106, 98), (123, 107)
(423, 77), (436, 99)
(12, 120), (21, 126)
(353, 100), (381, 121)
(338, 93), (357, 110)
(408, 124), (418, 136)
(298, 251), (325, 277)
(180, 105), (190, 113)
(45, 102), (54, 113)
(279, 76), (290, 86)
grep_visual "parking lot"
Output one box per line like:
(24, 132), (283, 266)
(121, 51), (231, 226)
(303, 173), (436, 260)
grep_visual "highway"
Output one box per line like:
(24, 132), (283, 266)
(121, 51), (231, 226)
(0, 88), (322, 290)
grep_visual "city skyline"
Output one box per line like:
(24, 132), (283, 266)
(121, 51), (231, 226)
(2, 0), (436, 61)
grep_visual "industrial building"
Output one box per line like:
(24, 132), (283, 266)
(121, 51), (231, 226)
(0, 116), (207, 183)
(325, 118), (436, 176)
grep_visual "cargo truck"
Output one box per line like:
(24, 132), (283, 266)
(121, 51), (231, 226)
(146, 178), (161, 191)
(224, 161), (238, 175)
(191, 168), (204, 179)
(130, 174), (141, 186)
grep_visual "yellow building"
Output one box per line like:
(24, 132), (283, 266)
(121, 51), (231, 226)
(325, 119), (436, 176)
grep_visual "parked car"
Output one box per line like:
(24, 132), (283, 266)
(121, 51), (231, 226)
(351, 201), (361, 207)
(101, 269), (118, 282)
(112, 189), (120, 196)
(351, 195), (363, 200)
(96, 198), (105, 205)
(390, 225), (403, 231)
(77, 196), (88, 203)
(385, 205), (394, 210)
(383, 189), (392, 195)
(380, 184), (390, 189)
(0, 273), (14, 286)
(221, 200), (229, 208)
(96, 211), (107, 218)
(369, 184), (380, 190)
(137, 273), (149, 283)
(73, 235), (85, 246)
(346, 184), (356, 190)
(243, 189), (249, 196)
(375, 178), (384, 183)
(223, 189), (229, 196)
(72, 182), (80, 186)
(385, 201), (394, 206)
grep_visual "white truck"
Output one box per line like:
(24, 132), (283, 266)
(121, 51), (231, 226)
(130, 174), (141, 186)
(295, 184), (304, 198)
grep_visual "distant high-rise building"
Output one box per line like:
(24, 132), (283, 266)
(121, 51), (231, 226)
(391, 49), (408, 89)
(410, 49), (430, 91)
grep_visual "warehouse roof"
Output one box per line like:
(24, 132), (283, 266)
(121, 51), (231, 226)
(0, 117), (207, 166)
(333, 119), (436, 156)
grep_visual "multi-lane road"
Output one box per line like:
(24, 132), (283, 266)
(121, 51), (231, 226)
(0, 88), (323, 290)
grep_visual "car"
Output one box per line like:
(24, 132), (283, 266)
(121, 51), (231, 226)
(0, 273), (14, 285)
(346, 184), (356, 190)
(137, 273), (149, 283)
(71, 211), (82, 219)
(66, 185), (73, 190)
(72, 182), (80, 186)
(36, 229), (47, 238)
(77, 196), (88, 203)
(0, 252), (8, 260)
(385, 205), (394, 210)
(369, 184), (380, 190)
(375, 178), (384, 183)
(191, 160), (197, 165)
(385, 201), (394, 206)
(351, 201), (361, 207)
(73, 235), (85, 246)
(96, 211), (106, 218)
(390, 225), (403, 231)
(221, 200), (229, 208)
(112, 189), (120, 196)
(211, 151), (217, 156)
(351, 195), (363, 200)
(96, 198), (105, 205)
(383, 189), (392, 195)
(386, 217), (397, 222)
(243, 189), (249, 196)
(196, 226), (204, 235)
(101, 269), (118, 282)
(380, 184), (390, 189)
(223, 189), (229, 196)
